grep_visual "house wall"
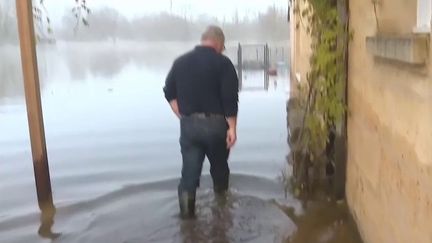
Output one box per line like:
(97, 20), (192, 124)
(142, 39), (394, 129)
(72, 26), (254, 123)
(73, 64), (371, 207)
(290, 0), (432, 242)
(346, 0), (432, 242)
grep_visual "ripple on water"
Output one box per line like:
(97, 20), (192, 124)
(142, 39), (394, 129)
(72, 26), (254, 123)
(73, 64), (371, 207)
(0, 174), (298, 243)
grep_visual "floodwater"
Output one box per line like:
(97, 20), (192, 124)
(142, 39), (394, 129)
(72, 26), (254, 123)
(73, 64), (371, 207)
(0, 41), (362, 243)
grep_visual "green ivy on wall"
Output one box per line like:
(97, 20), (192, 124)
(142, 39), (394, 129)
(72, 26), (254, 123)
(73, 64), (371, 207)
(292, 0), (350, 194)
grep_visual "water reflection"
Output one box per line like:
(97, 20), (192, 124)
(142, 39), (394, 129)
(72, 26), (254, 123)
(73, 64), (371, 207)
(60, 42), (190, 82)
(0, 47), (25, 100)
(180, 195), (233, 243)
(38, 203), (61, 240)
(0, 42), (191, 102)
(207, 197), (232, 243)
(62, 45), (131, 80)
(282, 201), (362, 243)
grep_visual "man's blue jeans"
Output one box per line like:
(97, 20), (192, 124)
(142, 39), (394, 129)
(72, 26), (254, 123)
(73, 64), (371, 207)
(178, 115), (230, 198)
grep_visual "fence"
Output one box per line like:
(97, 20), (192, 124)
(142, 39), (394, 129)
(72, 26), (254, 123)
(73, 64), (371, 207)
(225, 43), (287, 91)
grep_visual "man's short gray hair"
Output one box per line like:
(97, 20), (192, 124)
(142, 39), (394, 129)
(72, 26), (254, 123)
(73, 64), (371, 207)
(201, 25), (225, 44)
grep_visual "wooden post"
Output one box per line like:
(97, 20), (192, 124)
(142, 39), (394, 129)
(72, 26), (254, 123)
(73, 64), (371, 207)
(16, 0), (53, 209)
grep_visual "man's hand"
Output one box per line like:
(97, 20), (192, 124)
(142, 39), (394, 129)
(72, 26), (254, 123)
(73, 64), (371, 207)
(169, 99), (181, 119)
(226, 128), (237, 149)
(226, 116), (237, 149)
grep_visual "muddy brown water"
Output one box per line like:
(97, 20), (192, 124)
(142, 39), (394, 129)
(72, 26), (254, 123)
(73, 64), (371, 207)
(0, 42), (362, 243)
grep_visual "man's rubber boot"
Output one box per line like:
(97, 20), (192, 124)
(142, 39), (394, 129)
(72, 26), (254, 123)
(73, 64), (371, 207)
(214, 187), (228, 206)
(178, 191), (196, 219)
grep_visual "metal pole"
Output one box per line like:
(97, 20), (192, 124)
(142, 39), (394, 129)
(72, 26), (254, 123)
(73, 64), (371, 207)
(170, 0), (173, 13)
(16, 0), (53, 209)
(263, 45), (266, 89)
(332, 0), (350, 200)
(282, 47), (285, 62)
(237, 43), (243, 90)
(264, 43), (270, 90)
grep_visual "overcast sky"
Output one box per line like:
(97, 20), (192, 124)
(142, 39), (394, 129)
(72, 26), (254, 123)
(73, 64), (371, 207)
(43, 0), (289, 24)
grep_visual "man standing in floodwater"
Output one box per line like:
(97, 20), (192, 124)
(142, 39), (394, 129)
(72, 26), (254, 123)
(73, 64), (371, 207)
(163, 25), (239, 219)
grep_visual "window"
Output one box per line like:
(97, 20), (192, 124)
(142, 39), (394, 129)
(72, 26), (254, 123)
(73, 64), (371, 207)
(414, 0), (432, 33)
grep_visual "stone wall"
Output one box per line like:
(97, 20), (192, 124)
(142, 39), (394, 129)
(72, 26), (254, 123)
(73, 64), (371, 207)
(290, 0), (312, 97)
(346, 0), (432, 242)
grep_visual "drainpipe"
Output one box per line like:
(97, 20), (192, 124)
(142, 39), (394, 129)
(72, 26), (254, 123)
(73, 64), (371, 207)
(333, 0), (350, 200)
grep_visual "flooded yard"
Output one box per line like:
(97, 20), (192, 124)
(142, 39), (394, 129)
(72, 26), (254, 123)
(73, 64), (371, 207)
(0, 42), (361, 243)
